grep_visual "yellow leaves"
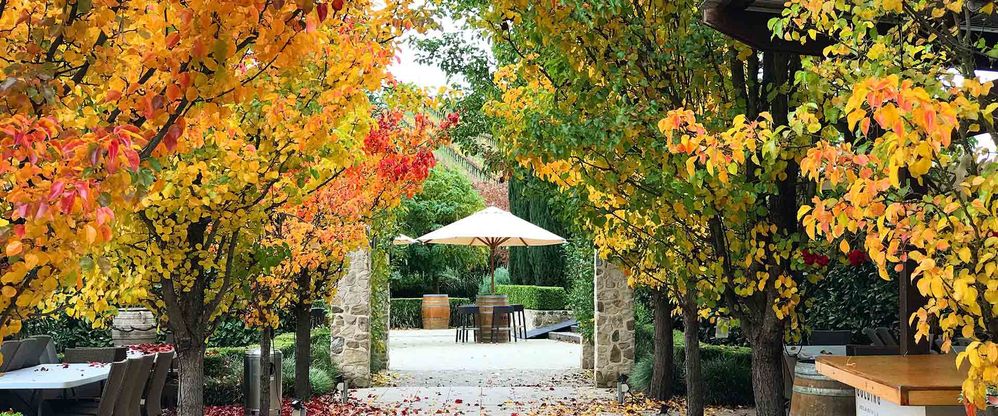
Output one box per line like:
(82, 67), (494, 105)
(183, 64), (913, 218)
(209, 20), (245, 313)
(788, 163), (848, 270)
(839, 239), (850, 254)
(84, 224), (98, 244)
(847, 109), (866, 131)
(867, 42), (888, 60)
(685, 156), (697, 177)
(797, 205), (812, 220)
(958, 247), (973, 263)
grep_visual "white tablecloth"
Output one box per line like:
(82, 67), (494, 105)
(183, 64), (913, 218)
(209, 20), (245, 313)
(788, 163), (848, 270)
(0, 363), (110, 390)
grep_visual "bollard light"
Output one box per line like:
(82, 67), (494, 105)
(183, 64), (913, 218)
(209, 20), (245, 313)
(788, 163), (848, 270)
(290, 399), (306, 416)
(616, 374), (630, 403)
(335, 375), (349, 403)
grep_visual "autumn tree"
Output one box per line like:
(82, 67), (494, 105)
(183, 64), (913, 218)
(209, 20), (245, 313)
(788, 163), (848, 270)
(475, 1), (821, 414)
(0, 0), (345, 347)
(257, 88), (446, 401)
(46, 2), (432, 414)
(767, 0), (998, 408)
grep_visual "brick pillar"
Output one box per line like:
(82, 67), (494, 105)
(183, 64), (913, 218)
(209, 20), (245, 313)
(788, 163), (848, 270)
(329, 250), (372, 387)
(593, 257), (635, 387)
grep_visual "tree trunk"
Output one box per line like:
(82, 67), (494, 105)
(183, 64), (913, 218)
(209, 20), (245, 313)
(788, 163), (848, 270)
(259, 327), (272, 416)
(176, 345), (206, 416)
(294, 300), (312, 400)
(682, 291), (704, 416)
(751, 335), (785, 416)
(650, 290), (674, 400)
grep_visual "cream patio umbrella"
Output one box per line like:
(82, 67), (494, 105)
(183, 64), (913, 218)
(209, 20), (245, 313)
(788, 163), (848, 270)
(392, 234), (419, 245)
(416, 206), (566, 293)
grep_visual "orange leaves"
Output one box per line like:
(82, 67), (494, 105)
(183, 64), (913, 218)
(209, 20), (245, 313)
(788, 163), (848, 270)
(5, 241), (23, 256)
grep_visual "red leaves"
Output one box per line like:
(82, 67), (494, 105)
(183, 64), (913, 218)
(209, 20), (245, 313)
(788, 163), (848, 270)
(129, 343), (175, 354)
(801, 249), (830, 267)
(163, 123), (184, 152)
(165, 395), (389, 416)
(165, 31), (181, 49)
(331, 0), (344, 11)
(847, 249), (869, 266)
(317, 3), (328, 22)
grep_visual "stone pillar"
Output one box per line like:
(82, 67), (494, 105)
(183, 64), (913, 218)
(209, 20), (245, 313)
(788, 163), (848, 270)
(329, 250), (372, 387)
(581, 338), (594, 370)
(593, 257), (635, 387)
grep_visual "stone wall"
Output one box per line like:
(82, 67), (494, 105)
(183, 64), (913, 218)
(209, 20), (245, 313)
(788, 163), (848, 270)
(592, 257), (635, 387)
(329, 250), (372, 387)
(581, 338), (594, 370)
(523, 309), (574, 331)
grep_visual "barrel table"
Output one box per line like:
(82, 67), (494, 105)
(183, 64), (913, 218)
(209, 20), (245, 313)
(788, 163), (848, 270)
(476, 294), (509, 343)
(789, 360), (855, 416)
(111, 307), (158, 346)
(421, 294), (450, 329)
(816, 355), (965, 416)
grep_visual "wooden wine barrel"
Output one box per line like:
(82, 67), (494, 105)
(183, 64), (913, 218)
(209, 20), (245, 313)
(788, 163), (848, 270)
(476, 294), (509, 343)
(111, 307), (158, 347)
(421, 294), (450, 329)
(790, 361), (855, 416)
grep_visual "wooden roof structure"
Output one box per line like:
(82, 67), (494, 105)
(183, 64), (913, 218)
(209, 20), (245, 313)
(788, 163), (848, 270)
(702, 0), (998, 70)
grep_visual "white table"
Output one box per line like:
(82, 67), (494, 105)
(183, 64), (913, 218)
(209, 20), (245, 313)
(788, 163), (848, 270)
(784, 344), (848, 358)
(0, 364), (111, 415)
(0, 364), (110, 389)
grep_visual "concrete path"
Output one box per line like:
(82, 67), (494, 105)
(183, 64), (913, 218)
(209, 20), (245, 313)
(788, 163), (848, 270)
(388, 329), (580, 371)
(353, 329), (612, 415)
(352, 329), (753, 416)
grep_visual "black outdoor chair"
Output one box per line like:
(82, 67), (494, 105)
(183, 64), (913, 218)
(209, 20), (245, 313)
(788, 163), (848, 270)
(454, 305), (480, 343)
(490, 305), (517, 343)
(510, 304), (527, 340)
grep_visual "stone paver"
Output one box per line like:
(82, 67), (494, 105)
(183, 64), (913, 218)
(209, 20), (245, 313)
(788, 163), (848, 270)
(352, 329), (605, 414)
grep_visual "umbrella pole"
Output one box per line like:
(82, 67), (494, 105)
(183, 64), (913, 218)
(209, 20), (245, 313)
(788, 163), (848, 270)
(489, 243), (497, 294)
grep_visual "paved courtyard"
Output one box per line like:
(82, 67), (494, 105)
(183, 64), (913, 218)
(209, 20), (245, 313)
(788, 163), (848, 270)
(354, 329), (612, 415)
(352, 329), (753, 415)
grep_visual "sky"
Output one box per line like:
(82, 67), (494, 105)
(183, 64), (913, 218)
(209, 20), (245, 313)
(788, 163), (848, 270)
(388, 14), (492, 91)
(389, 37), (451, 91)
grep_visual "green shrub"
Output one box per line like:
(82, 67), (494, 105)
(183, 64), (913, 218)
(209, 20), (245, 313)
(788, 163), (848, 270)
(204, 328), (336, 404)
(21, 315), (111, 352)
(628, 355), (654, 394)
(208, 317), (259, 347)
(628, 330), (754, 407)
(477, 266), (511, 295)
(0, 411), (24, 416)
(389, 297), (471, 329)
(204, 347), (245, 405)
(309, 367), (334, 395)
(278, 328), (338, 399)
(494, 285), (568, 310)
(701, 353), (754, 405)
(799, 262), (898, 343)
(564, 237), (595, 341)
(391, 298), (422, 329)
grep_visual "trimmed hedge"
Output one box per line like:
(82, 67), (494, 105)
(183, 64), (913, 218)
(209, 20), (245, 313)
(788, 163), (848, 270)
(203, 328), (335, 405)
(390, 297), (472, 329)
(494, 285), (567, 310)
